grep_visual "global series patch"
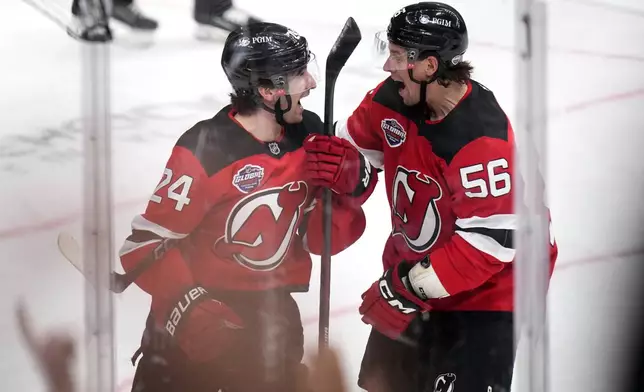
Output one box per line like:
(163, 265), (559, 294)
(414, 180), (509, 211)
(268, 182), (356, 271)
(381, 118), (406, 147)
(233, 164), (264, 193)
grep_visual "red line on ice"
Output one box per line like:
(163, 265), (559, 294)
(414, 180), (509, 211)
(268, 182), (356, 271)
(1, 87), (643, 285)
(1, 86), (642, 242)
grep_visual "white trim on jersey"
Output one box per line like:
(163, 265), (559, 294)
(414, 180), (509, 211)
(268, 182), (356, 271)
(408, 262), (451, 299)
(119, 238), (162, 257)
(455, 230), (515, 263)
(455, 214), (517, 230)
(335, 118), (385, 169)
(131, 215), (188, 240)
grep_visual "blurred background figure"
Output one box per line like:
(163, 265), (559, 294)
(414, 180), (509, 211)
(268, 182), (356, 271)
(71, 0), (157, 31)
(192, 0), (262, 40)
(70, 0), (260, 39)
(15, 301), (75, 392)
(15, 299), (352, 392)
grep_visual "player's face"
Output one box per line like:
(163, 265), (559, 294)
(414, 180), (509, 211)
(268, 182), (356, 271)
(280, 69), (318, 124)
(382, 43), (424, 106)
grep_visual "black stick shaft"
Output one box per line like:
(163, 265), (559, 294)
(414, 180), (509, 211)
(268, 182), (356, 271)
(318, 17), (361, 351)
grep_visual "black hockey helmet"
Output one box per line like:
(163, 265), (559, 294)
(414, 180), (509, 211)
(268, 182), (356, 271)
(374, 2), (468, 76)
(221, 22), (319, 122)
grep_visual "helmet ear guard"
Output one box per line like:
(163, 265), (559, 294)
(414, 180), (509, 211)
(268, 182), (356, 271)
(267, 52), (320, 96)
(248, 54), (320, 124)
(372, 30), (441, 73)
(239, 48), (317, 92)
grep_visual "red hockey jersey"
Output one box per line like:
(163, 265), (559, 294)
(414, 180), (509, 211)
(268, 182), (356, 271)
(336, 78), (558, 311)
(119, 107), (373, 321)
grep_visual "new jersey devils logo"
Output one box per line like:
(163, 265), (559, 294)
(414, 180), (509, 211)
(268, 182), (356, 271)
(391, 166), (442, 253)
(214, 181), (309, 271)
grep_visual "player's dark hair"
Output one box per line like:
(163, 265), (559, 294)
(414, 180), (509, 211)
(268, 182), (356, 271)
(435, 60), (473, 87)
(417, 51), (473, 87)
(229, 90), (259, 115)
(229, 79), (274, 115)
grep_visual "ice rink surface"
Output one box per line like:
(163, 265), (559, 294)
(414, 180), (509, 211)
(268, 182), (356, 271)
(1, 0), (643, 390)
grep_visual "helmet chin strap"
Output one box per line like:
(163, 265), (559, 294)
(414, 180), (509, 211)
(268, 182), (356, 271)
(261, 94), (293, 126)
(407, 60), (442, 114)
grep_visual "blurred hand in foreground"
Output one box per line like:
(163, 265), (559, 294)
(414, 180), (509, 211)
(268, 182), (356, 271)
(15, 298), (364, 392)
(15, 300), (75, 392)
(308, 347), (347, 392)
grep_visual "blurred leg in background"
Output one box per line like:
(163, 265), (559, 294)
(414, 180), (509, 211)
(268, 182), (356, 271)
(193, 0), (261, 39)
(70, 0), (259, 39)
(71, 0), (158, 31)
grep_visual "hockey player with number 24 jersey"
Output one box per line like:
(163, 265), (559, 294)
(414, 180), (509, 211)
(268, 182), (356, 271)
(119, 23), (375, 392)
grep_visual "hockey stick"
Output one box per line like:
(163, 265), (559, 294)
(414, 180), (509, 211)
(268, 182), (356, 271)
(318, 17), (362, 350)
(57, 232), (177, 293)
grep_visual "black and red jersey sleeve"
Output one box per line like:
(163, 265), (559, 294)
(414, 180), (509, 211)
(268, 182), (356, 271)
(427, 135), (516, 296)
(424, 128), (556, 298)
(119, 142), (212, 315)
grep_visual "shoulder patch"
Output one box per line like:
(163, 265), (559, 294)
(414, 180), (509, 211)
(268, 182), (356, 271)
(233, 164), (264, 193)
(381, 118), (407, 147)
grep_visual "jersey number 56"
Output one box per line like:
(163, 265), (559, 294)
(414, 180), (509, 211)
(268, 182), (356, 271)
(459, 158), (511, 198)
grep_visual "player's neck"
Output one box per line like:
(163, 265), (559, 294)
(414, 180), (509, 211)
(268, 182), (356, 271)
(234, 110), (283, 142)
(425, 82), (469, 121)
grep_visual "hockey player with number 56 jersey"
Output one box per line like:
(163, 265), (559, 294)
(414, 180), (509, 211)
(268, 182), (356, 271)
(303, 3), (558, 392)
(118, 23), (375, 392)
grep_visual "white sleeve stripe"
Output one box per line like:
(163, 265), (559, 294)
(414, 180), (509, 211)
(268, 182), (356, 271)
(119, 239), (162, 257)
(132, 215), (188, 240)
(334, 118), (385, 169)
(455, 214), (517, 230)
(455, 230), (515, 262)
